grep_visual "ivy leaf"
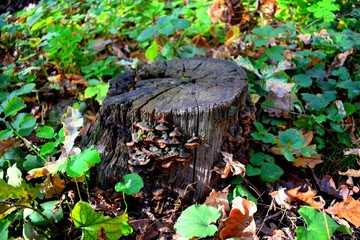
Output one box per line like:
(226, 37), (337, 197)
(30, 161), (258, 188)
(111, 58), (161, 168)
(174, 205), (220, 239)
(170, 18), (191, 30)
(0, 129), (13, 141)
(115, 173), (144, 195)
(296, 206), (351, 240)
(281, 149), (296, 162)
(29, 200), (63, 226)
(246, 165), (261, 176)
(4, 97), (26, 117)
(279, 129), (305, 149)
(71, 201), (132, 240)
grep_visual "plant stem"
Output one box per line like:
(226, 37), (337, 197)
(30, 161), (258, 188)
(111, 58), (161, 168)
(0, 200), (60, 232)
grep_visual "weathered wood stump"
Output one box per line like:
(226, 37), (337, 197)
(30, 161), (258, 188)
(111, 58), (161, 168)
(92, 58), (254, 214)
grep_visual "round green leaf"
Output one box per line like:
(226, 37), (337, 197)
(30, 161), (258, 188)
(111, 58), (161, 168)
(0, 129), (13, 140)
(115, 173), (144, 195)
(174, 205), (220, 239)
(36, 126), (55, 139)
(260, 162), (284, 182)
(145, 40), (159, 61)
(137, 26), (157, 42)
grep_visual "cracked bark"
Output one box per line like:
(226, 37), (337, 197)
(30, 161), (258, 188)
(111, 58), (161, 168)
(90, 57), (250, 211)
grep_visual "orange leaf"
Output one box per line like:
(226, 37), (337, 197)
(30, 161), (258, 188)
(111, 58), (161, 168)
(287, 186), (324, 209)
(293, 155), (323, 169)
(327, 196), (360, 227)
(40, 174), (66, 198)
(219, 197), (258, 240)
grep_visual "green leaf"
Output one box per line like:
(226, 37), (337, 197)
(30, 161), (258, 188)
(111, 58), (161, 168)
(29, 201), (63, 226)
(300, 147), (317, 157)
(137, 26), (158, 42)
(36, 126), (56, 139)
(293, 74), (312, 87)
(246, 165), (261, 176)
(71, 201), (132, 240)
(177, 44), (205, 58)
(279, 129), (305, 149)
(231, 185), (257, 204)
(0, 129), (13, 140)
(4, 97), (26, 117)
(115, 173), (144, 195)
(260, 162), (283, 182)
(66, 148), (101, 177)
(23, 155), (44, 171)
(250, 152), (275, 166)
(6, 163), (22, 187)
(161, 42), (174, 59)
(12, 113), (36, 137)
(296, 206), (351, 240)
(281, 149), (296, 162)
(40, 142), (55, 156)
(174, 205), (220, 239)
(0, 179), (42, 200)
(266, 46), (284, 61)
(145, 40), (159, 61)
(0, 74), (10, 89)
(170, 18), (191, 30)
(84, 86), (98, 99)
(0, 220), (10, 239)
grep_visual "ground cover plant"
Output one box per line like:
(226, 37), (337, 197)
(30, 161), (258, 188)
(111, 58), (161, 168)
(0, 0), (359, 239)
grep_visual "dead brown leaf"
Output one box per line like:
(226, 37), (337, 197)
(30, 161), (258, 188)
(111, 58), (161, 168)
(270, 188), (294, 209)
(287, 186), (324, 209)
(204, 188), (230, 230)
(314, 175), (349, 199)
(338, 169), (360, 178)
(219, 196), (258, 240)
(298, 33), (312, 45)
(214, 152), (246, 178)
(40, 174), (66, 198)
(293, 154), (323, 169)
(327, 196), (360, 227)
(327, 49), (354, 74)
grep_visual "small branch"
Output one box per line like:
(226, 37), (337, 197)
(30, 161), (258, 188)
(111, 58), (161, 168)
(0, 200), (60, 232)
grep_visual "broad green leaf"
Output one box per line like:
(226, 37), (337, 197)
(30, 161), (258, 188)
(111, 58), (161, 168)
(0, 220), (10, 239)
(161, 42), (174, 59)
(0, 74), (10, 88)
(296, 206), (351, 240)
(66, 148), (100, 177)
(177, 44), (205, 58)
(115, 173), (144, 195)
(260, 162), (283, 182)
(174, 205), (220, 239)
(71, 201), (132, 240)
(145, 40), (159, 61)
(84, 86), (98, 99)
(266, 46), (284, 61)
(281, 149), (296, 162)
(246, 165), (261, 176)
(14, 83), (36, 96)
(293, 74), (312, 87)
(279, 129), (305, 149)
(0, 179), (42, 200)
(137, 26), (157, 42)
(29, 200), (63, 226)
(36, 126), (56, 139)
(12, 113), (36, 137)
(23, 155), (44, 171)
(23, 221), (47, 240)
(231, 185), (258, 204)
(0, 129), (13, 140)
(300, 147), (317, 157)
(40, 142), (55, 156)
(301, 93), (330, 111)
(4, 97), (26, 117)
(6, 163), (22, 187)
(170, 18), (191, 30)
(250, 152), (275, 166)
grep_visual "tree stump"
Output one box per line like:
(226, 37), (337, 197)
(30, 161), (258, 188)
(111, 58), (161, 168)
(92, 58), (254, 214)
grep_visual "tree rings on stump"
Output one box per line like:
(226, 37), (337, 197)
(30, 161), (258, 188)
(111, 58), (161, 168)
(92, 57), (254, 215)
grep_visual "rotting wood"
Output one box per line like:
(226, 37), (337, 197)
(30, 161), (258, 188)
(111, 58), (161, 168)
(90, 57), (254, 215)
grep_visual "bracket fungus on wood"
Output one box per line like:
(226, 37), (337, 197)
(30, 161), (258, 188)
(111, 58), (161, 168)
(90, 57), (254, 215)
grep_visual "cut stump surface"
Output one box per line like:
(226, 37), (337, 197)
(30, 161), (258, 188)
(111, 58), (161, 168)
(92, 58), (254, 214)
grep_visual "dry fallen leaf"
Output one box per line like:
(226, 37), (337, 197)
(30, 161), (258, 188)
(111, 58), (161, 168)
(338, 169), (360, 178)
(327, 196), (360, 227)
(204, 188), (230, 230)
(293, 155), (323, 169)
(219, 196), (258, 240)
(314, 175), (349, 199)
(298, 33), (312, 45)
(270, 188), (294, 209)
(287, 186), (324, 210)
(40, 174), (66, 198)
(214, 152), (246, 178)
(327, 49), (354, 74)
